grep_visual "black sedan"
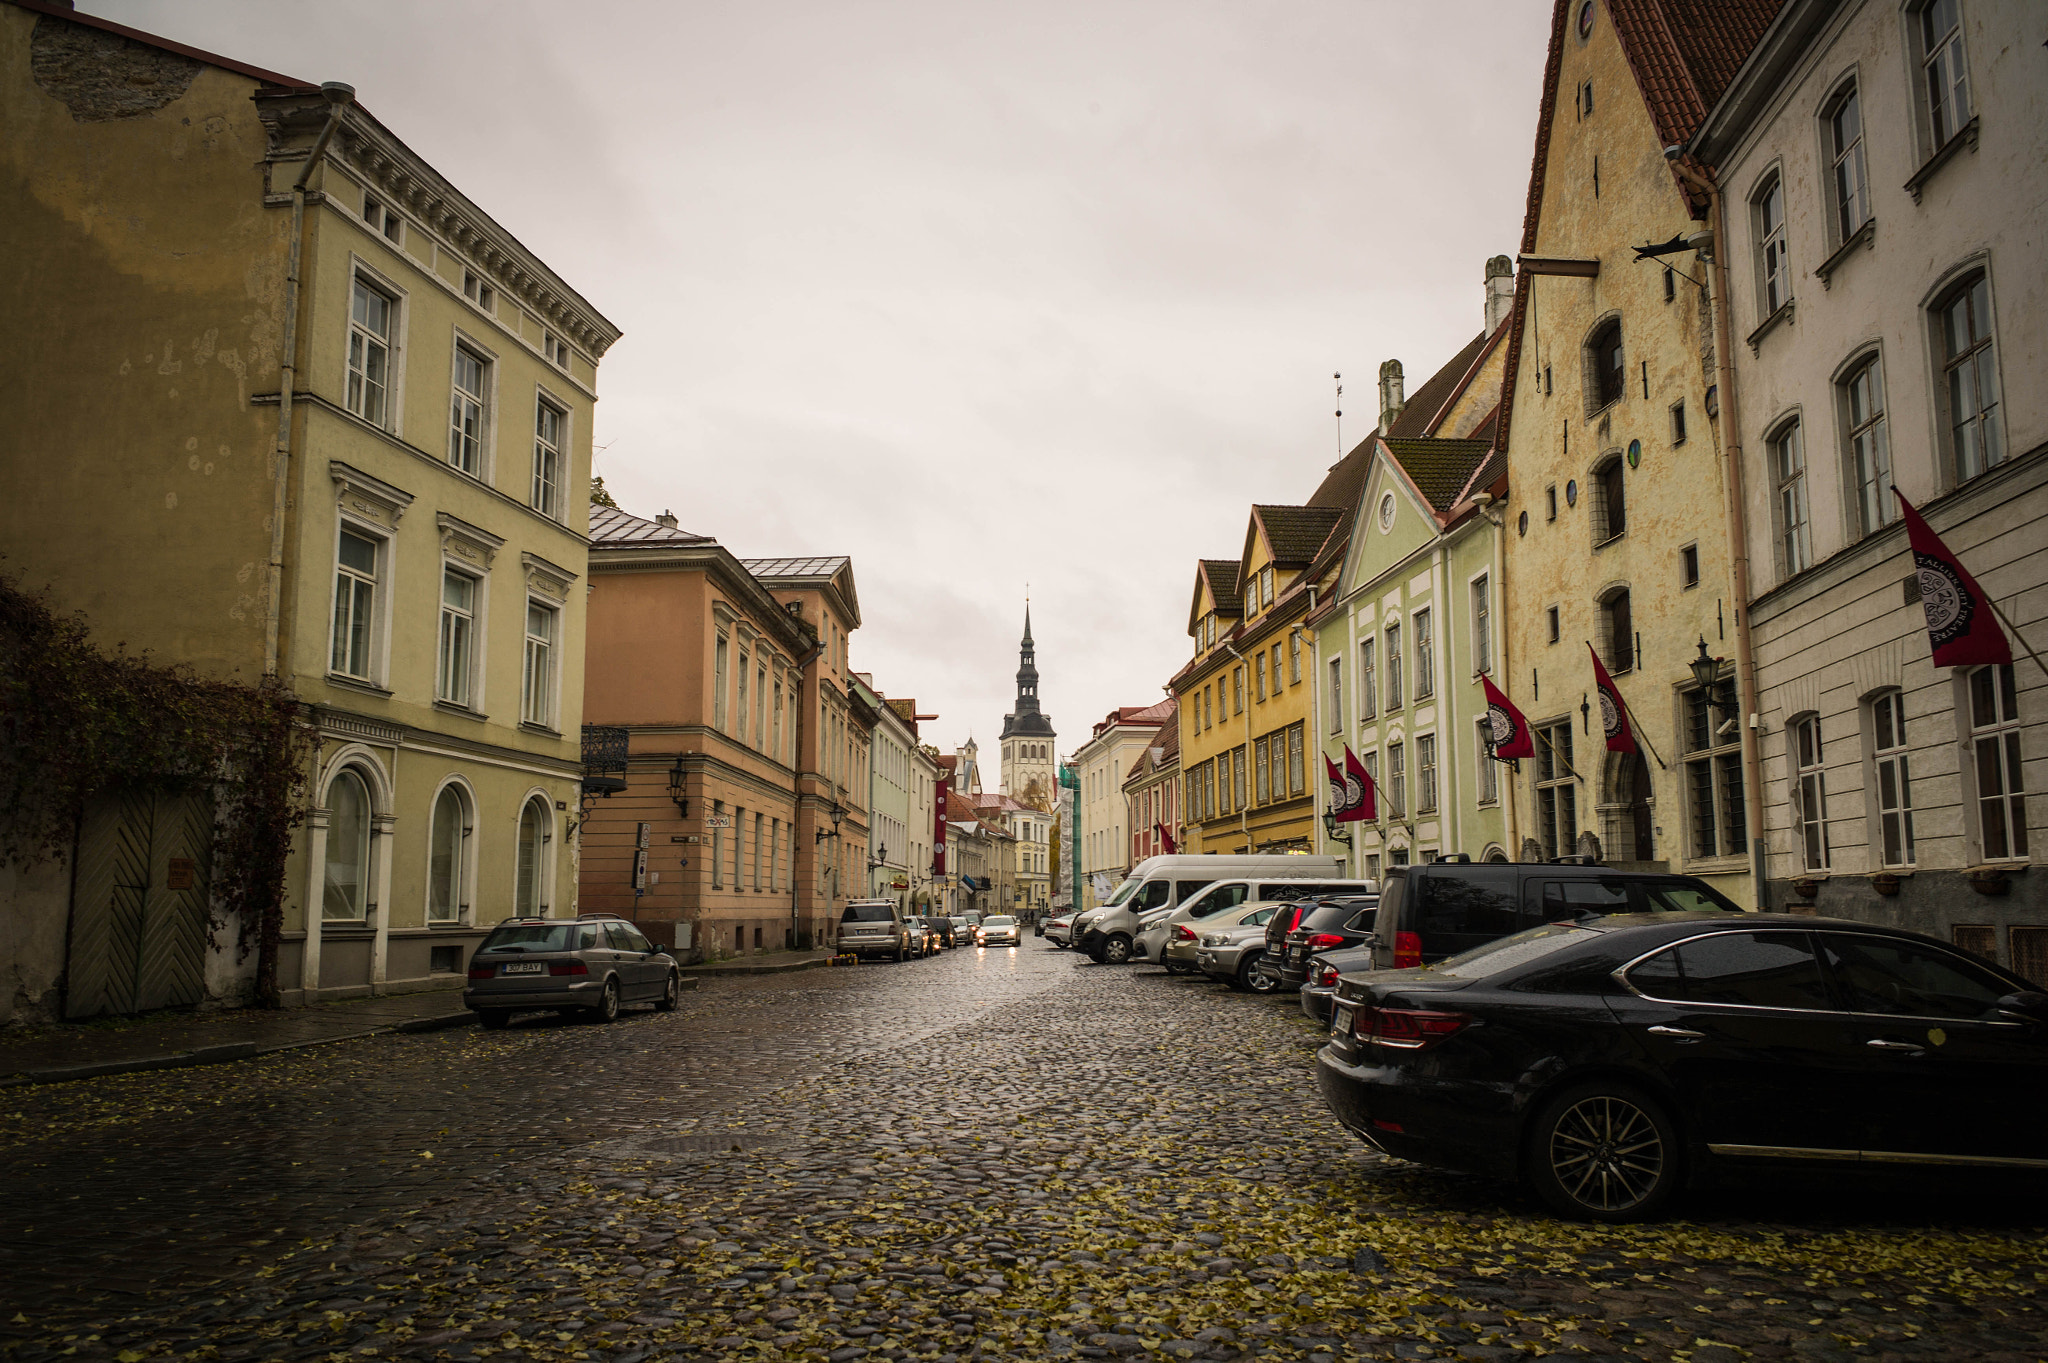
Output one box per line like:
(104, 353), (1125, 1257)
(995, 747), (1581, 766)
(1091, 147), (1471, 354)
(1316, 912), (2048, 1222)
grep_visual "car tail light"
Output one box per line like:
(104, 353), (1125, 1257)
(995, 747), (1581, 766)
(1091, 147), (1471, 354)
(466, 966), (494, 980)
(1312, 962), (1340, 987)
(548, 962), (589, 976)
(1307, 933), (1346, 950)
(1352, 1005), (1470, 1049)
(1174, 925), (1197, 942)
(1393, 931), (1423, 969)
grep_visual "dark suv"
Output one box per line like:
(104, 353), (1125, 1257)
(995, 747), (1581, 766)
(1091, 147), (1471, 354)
(1367, 861), (1743, 969)
(1278, 896), (1378, 991)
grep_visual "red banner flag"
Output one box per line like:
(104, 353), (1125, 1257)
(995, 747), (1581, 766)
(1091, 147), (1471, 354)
(1155, 823), (1178, 854)
(1339, 745), (1378, 822)
(1480, 674), (1534, 759)
(1894, 489), (2012, 668)
(932, 773), (949, 875)
(1587, 643), (1637, 753)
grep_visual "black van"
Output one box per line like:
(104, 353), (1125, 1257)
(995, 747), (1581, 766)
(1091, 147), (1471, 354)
(1368, 862), (1744, 969)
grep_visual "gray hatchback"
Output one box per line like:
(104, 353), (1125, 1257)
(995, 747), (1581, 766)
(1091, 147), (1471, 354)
(465, 914), (681, 1027)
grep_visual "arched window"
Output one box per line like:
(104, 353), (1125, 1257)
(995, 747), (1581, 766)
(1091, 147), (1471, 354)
(516, 797), (551, 916)
(1591, 455), (1627, 544)
(1823, 80), (1869, 248)
(428, 784), (471, 923)
(1770, 418), (1811, 574)
(1869, 690), (1915, 868)
(1754, 172), (1790, 314)
(1587, 318), (1624, 411)
(1598, 586), (1634, 673)
(1839, 353), (1892, 537)
(1935, 272), (2002, 480)
(324, 768), (372, 921)
(1791, 714), (1831, 872)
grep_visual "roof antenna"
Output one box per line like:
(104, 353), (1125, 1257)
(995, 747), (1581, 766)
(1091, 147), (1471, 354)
(1334, 372), (1344, 458)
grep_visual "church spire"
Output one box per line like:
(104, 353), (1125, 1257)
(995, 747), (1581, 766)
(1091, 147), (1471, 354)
(999, 605), (1054, 740)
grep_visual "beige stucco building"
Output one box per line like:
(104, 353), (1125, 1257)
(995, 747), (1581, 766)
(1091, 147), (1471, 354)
(1, 2), (617, 1014)
(1070, 700), (1172, 906)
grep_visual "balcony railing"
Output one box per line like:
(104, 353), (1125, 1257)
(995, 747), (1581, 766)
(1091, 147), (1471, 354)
(581, 725), (629, 797)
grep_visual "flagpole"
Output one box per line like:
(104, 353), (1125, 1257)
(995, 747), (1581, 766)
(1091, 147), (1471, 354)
(1984, 594), (2048, 682)
(1584, 640), (1668, 771)
(1533, 726), (1587, 784)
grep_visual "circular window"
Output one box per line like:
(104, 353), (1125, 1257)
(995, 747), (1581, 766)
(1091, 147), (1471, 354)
(1577, 0), (1596, 39)
(1565, 479), (1579, 507)
(1517, 510), (1529, 536)
(1627, 438), (1642, 469)
(1378, 492), (1396, 532)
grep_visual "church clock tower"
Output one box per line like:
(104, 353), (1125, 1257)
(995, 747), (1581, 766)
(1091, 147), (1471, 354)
(998, 607), (1057, 807)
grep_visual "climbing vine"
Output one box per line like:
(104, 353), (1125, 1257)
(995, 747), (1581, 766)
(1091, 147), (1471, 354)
(0, 573), (314, 1006)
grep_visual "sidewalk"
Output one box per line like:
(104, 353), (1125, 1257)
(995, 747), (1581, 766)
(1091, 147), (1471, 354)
(680, 946), (840, 977)
(0, 989), (478, 1088)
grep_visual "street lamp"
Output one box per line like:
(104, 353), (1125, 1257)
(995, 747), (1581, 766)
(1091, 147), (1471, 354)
(815, 801), (845, 844)
(1689, 637), (1739, 722)
(1320, 810), (1353, 845)
(665, 757), (689, 818)
(867, 842), (888, 870)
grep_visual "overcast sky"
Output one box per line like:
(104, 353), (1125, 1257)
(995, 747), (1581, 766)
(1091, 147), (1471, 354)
(104, 0), (1549, 766)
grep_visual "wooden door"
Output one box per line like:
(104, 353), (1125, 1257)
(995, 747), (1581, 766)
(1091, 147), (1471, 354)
(66, 788), (213, 1018)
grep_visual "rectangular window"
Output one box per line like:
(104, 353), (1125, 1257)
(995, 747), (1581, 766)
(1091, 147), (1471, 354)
(1680, 545), (1700, 588)
(436, 568), (476, 705)
(1603, 590), (1634, 673)
(1385, 623), (1403, 710)
(1535, 720), (1576, 858)
(751, 812), (763, 890)
(1288, 723), (1305, 797)
(521, 600), (557, 726)
(1683, 686), (1745, 859)
(1794, 715), (1831, 872)
(1757, 176), (1790, 314)
(771, 679), (783, 759)
(532, 399), (565, 518)
(1359, 638), (1377, 720)
(330, 528), (379, 679)
(1872, 691), (1916, 867)
(1255, 652), (1267, 703)
(712, 801), (724, 888)
(1472, 576), (1491, 675)
(1254, 736), (1270, 805)
(1773, 420), (1811, 574)
(1476, 719), (1499, 804)
(1843, 356), (1893, 537)
(462, 269), (494, 312)
(1327, 657), (1343, 734)
(449, 346), (488, 475)
(737, 651), (751, 742)
(1547, 605), (1560, 644)
(1919, 0), (1972, 149)
(1289, 631), (1302, 684)
(1971, 664), (2027, 860)
(1941, 276), (2003, 480)
(1546, 485), (1558, 521)
(346, 277), (393, 426)
(1387, 741), (1406, 818)
(1261, 566), (1274, 607)
(1671, 399), (1687, 446)
(755, 663), (768, 749)
(1233, 746), (1246, 812)
(1233, 667), (1244, 715)
(714, 636), (728, 730)
(1828, 84), (1869, 245)
(1416, 734), (1437, 813)
(1413, 609), (1434, 700)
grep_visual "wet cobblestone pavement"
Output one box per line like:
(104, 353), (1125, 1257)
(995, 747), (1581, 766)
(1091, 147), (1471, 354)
(3, 942), (2045, 1362)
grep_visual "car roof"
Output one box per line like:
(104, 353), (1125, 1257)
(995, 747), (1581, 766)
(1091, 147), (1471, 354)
(1570, 910), (1988, 954)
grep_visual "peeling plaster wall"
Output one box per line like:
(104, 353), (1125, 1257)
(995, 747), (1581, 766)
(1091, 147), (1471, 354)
(0, 856), (70, 1025)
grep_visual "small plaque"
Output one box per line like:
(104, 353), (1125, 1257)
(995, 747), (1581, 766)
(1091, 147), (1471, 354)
(166, 858), (196, 890)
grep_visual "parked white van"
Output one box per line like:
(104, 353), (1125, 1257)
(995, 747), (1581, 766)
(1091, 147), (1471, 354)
(1135, 876), (1376, 971)
(1073, 855), (1344, 964)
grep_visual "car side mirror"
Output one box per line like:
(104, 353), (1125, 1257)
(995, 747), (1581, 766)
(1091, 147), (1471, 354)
(1994, 991), (2048, 1024)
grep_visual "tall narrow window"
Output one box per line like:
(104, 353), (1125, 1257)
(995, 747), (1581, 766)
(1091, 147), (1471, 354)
(1772, 420), (1811, 574)
(1416, 734), (1437, 813)
(1472, 577), (1491, 675)
(772, 679), (784, 760)
(323, 769), (371, 920)
(449, 347), (487, 474)
(1919, 0), (1972, 148)
(1872, 691), (1916, 867)
(737, 650), (751, 741)
(1232, 746), (1246, 811)
(1413, 609), (1434, 700)
(1940, 275), (2002, 480)
(1386, 623), (1404, 710)
(1536, 721), (1576, 859)
(1288, 723), (1305, 797)
(1254, 652), (1267, 703)
(1588, 319), (1624, 410)
(522, 600), (557, 727)
(1233, 667), (1244, 715)
(331, 529), (378, 680)
(1793, 716), (1831, 872)
(532, 399), (565, 518)
(1387, 741), (1406, 818)
(1327, 657), (1343, 734)
(1757, 176), (1790, 314)
(1254, 736), (1270, 805)
(1289, 631), (1302, 684)
(437, 568), (476, 705)
(1684, 683), (1745, 859)
(1593, 456), (1627, 543)
(1476, 719), (1500, 804)
(428, 784), (468, 923)
(1602, 588), (1634, 673)
(755, 663), (768, 749)
(1359, 638), (1377, 721)
(711, 800), (724, 888)
(1842, 356), (1893, 536)
(1826, 84), (1869, 244)
(516, 798), (549, 915)
(346, 278), (393, 426)
(1970, 664), (2027, 860)
(714, 636), (728, 731)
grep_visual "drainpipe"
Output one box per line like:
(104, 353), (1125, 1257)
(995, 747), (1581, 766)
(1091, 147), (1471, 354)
(1668, 155), (1768, 907)
(1472, 492), (1515, 860)
(264, 81), (355, 680)
(1221, 639), (1253, 851)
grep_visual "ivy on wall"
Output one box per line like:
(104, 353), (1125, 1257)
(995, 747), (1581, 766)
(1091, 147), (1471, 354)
(0, 574), (313, 1007)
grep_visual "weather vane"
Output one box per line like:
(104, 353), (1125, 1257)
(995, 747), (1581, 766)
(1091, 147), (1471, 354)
(1334, 372), (1344, 457)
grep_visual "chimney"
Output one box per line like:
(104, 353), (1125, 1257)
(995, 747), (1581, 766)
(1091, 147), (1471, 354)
(1378, 359), (1405, 434)
(1484, 254), (1515, 333)
(655, 510), (678, 528)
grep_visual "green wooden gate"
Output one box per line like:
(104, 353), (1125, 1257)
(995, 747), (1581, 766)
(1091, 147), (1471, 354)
(66, 787), (214, 1018)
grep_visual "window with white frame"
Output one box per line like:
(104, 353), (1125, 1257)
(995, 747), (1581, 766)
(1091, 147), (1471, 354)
(1915, 0), (1972, 152)
(1472, 576), (1491, 675)
(347, 277), (394, 426)
(1870, 690), (1915, 868)
(515, 796), (550, 916)
(1938, 274), (2002, 481)
(449, 346), (488, 475)
(1771, 419), (1811, 575)
(1970, 664), (2027, 860)
(532, 398), (565, 518)
(1535, 720), (1575, 859)
(1327, 656), (1343, 734)
(1385, 622), (1403, 710)
(437, 567), (478, 706)
(462, 269), (494, 312)
(1683, 682), (1745, 860)
(737, 647), (751, 740)
(521, 599), (558, 727)
(1756, 173), (1790, 314)
(323, 766), (373, 920)
(330, 528), (380, 681)
(1476, 719), (1499, 804)
(1413, 609), (1434, 700)
(427, 783), (470, 923)
(1386, 741), (1406, 818)
(1792, 715), (1831, 872)
(1416, 734), (1437, 813)
(1841, 354), (1892, 537)
(1289, 630), (1301, 684)
(1824, 82), (1869, 247)
(361, 192), (402, 243)
(713, 635), (728, 731)
(755, 661), (768, 749)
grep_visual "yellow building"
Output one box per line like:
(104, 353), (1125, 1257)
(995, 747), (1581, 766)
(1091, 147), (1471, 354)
(1497, 0), (1775, 901)
(0, 4), (619, 1012)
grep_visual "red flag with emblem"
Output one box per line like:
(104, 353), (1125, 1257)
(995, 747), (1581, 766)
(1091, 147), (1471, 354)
(1894, 489), (2012, 668)
(1341, 745), (1377, 822)
(1587, 643), (1637, 754)
(1155, 823), (1178, 854)
(1480, 674), (1534, 760)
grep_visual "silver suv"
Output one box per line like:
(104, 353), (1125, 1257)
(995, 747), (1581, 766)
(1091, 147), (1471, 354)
(464, 914), (680, 1027)
(837, 899), (917, 962)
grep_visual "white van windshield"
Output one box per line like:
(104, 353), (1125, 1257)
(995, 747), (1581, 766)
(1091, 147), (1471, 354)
(1102, 878), (1140, 907)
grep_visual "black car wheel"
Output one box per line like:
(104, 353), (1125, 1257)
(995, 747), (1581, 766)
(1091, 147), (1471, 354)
(655, 971), (680, 1012)
(894, 943), (906, 963)
(1243, 951), (1279, 994)
(591, 978), (622, 1024)
(478, 1010), (510, 1030)
(1100, 934), (1133, 965)
(1527, 1083), (1681, 1222)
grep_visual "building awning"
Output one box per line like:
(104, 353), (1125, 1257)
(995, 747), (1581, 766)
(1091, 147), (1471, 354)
(961, 876), (987, 890)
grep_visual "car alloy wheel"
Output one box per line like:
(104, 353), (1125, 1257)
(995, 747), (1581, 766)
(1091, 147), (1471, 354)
(592, 979), (621, 1024)
(1244, 952), (1279, 994)
(1529, 1084), (1680, 1222)
(1101, 934), (1133, 965)
(655, 971), (680, 1013)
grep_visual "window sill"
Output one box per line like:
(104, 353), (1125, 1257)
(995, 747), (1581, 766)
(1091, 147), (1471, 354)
(520, 720), (563, 737)
(433, 700), (489, 721)
(326, 673), (393, 699)
(1745, 299), (1795, 355)
(1584, 397), (1622, 424)
(1904, 116), (1979, 203)
(1814, 218), (1875, 291)
(1593, 531), (1626, 551)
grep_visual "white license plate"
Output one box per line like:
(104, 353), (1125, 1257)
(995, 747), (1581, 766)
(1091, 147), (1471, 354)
(1331, 1004), (1353, 1035)
(501, 962), (545, 974)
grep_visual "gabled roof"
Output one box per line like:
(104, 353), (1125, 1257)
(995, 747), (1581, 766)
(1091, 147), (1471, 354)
(743, 555), (860, 629)
(1383, 438), (1496, 514)
(588, 503), (710, 545)
(1249, 504), (1345, 565)
(1123, 717), (1180, 783)
(1198, 559), (1241, 618)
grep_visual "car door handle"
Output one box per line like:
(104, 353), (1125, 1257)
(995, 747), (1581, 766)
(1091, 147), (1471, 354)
(1866, 1039), (1925, 1054)
(1646, 1025), (1706, 1041)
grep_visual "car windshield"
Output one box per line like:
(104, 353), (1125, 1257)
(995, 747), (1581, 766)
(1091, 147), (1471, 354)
(1638, 880), (1744, 913)
(843, 904), (895, 923)
(1430, 923), (1596, 978)
(479, 923), (575, 953)
(984, 916), (1016, 927)
(1102, 878), (1139, 907)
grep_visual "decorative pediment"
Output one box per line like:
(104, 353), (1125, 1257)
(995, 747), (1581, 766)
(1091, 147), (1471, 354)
(436, 511), (504, 569)
(330, 460), (414, 526)
(521, 550), (578, 602)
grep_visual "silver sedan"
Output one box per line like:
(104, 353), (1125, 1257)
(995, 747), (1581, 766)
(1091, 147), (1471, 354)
(1193, 906), (1282, 992)
(976, 915), (1021, 947)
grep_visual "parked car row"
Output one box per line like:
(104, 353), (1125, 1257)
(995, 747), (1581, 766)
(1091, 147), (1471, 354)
(835, 899), (1020, 960)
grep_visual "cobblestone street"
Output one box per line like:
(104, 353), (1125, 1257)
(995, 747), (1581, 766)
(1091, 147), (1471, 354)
(3, 942), (2045, 1363)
